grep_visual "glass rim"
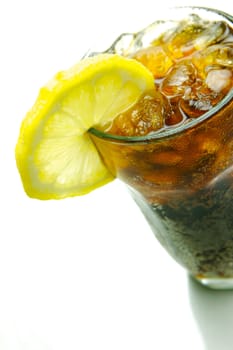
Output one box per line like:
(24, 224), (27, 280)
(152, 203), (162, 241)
(89, 6), (233, 144)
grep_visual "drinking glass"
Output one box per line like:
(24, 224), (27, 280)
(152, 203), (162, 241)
(88, 6), (233, 289)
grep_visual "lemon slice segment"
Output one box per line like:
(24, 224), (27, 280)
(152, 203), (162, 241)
(15, 54), (154, 199)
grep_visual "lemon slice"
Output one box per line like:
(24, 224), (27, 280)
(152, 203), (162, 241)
(15, 54), (154, 199)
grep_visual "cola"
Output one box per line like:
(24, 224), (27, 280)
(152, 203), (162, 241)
(90, 8), (233, 288)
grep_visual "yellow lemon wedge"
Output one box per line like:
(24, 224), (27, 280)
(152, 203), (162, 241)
(15, 54), (154, 199)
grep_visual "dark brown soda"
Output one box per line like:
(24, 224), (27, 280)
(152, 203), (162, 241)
(91, 15), (233, 279)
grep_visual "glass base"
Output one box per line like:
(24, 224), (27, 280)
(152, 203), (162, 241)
(193, 275), (233, 290)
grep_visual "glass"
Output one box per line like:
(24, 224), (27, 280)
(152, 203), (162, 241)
(88, 7), (233, 289)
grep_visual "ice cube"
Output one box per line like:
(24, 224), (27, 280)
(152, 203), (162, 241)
(193, 21), (229, 50)
(192, 43), (233, 78)
(132, 45), (173, 79)
(131, 92), (166, 135)
(180, 81), (225, 118)
(163, 15), (207, 58)
(160, 62), (196, 98)
(205, 68), (232, 93)
(107, 91), (166, 136)
(214, 43), (233, 67)
(165, 18), (229, 59)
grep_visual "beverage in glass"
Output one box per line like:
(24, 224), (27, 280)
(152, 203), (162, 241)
(88, 7), (233, 289)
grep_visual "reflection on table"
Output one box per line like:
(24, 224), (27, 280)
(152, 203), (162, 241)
(188, 276), (233, 350)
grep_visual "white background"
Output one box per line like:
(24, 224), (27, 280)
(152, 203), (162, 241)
(1, 0), (233, 349)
